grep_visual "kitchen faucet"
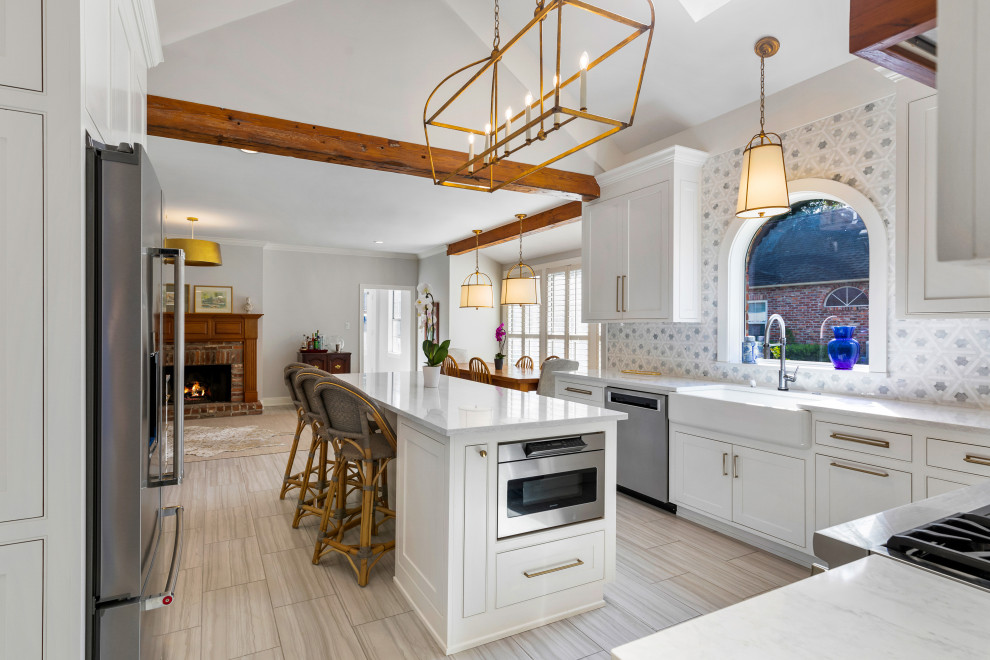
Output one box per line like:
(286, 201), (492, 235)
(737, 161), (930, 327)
(764, 314), (799, 391)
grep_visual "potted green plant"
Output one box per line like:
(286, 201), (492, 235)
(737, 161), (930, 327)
(494, 323), (506, 370)
(422, 338), (450, 388)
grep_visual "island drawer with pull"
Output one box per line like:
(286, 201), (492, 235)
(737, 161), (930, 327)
(815, 455), (912, 529)
(927, 438), (990, 479)
(814, 420), (912, 462)
(495, 530), (605, 609)
(555, 379), (605, 406)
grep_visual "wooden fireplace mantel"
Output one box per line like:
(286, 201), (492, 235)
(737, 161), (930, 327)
(164, 313), (263, 403)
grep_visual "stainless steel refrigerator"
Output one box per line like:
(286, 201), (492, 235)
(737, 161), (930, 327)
(86, 140), (186, 659)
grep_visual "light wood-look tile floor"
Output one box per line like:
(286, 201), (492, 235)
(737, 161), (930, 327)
(151, 407), (809, 659)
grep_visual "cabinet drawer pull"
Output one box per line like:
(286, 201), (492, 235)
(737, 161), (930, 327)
(622, 275), (627, 312)
(732, 454), (739, 478)
(616, 276), (621, 313)
(523, 558), (584, 578)
(830, 462), (888, 478)
(722, 452), (728, 476)
(964, 454), (990, 467)
(565, 387), (593, 396)
(479, 449), (487, 458)
(830, 432), (890, 449)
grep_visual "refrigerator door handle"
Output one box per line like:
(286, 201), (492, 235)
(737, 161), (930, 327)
(149, 247), (185, 485)
(144, 505), (183, 610)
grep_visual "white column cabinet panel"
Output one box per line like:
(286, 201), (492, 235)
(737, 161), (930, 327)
(815, 455), (912, 529)
(671, 431), (732, 521)
(625, 184), (670, 319)
(897, 91), (990, 316)
(0, 0), (43, 91)
(0, 540), (44, 658)
(583, 200), (623, 322)
(462, 444), (488, 619)
(732, 446), (805, 547)
(0, 109), (44, 523)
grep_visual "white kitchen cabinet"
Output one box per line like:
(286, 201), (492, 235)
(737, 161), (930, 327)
(582, 146), (706, 323)
(0, 0), (43, 91)
(671, 431), (733, 521)
(0, 540), (44, 658)
(896, 89), (990, 316)
(732, 446), (805, 546)
(0, 109), (45, 524)
(554, 378), (605, 406)
(815, 455), (912, 529)
(936, 0), (990, 267)
(462, 444), (488, 618)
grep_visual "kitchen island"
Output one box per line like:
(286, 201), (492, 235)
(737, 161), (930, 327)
(335, 372), (626, 654)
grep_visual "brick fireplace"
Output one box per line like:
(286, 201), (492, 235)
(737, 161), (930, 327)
(164, 313), (263, 420)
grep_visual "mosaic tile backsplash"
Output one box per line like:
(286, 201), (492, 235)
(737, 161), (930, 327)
(607, 95), (990, 409)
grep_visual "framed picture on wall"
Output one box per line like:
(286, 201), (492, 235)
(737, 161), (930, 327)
(164, 283), (190, 313)
(192, 285), (233, 313)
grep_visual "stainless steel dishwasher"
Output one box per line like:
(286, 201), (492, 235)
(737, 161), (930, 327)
(605, 387), (675, 512)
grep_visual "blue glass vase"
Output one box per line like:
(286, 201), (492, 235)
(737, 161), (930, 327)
(827, 326), (861, 370)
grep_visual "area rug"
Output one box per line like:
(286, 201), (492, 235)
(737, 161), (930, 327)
(167, 424), (289, 458)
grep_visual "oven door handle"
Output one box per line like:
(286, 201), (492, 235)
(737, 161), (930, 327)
(523, 442), (588, 459)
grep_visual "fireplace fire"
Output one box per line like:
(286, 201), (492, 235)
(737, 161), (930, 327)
(165, 364), (232, 404)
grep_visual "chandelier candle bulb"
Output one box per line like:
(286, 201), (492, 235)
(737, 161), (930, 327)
(553, 75), (561, 126)
(468, 134), (475, 174)
(579, 51), (589, 110)
(484, 122), (491, 163)
(524, 93), (533, 141)
(504, 107), (512, 155)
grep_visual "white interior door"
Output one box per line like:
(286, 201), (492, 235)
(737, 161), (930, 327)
(360, 286), (415, 373)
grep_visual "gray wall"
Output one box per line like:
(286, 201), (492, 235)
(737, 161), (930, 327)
(164, 242), (264, 313)
(261, 248), (418, 400)
(416, 250), (450, 341)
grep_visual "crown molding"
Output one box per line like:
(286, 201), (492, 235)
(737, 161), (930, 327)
(164, 234), (418, 260)
(131, 0), (164, 67)
(596, 145), (710, 187)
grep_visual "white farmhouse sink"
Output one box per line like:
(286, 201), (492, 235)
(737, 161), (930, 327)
(668, 386), (813, 448)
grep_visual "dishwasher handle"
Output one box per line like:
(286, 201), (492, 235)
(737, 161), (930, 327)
(607, 390), (661, 410)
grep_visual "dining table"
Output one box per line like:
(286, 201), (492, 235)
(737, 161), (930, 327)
(453, 361), (541, 392)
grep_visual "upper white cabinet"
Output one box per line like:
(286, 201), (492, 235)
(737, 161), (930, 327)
(0, 109), (45, 524)
(936, 0), (990, 266)
(896, 86), (990, 316)
(582, 146), (707, 323)
(0, 0), (43, 91)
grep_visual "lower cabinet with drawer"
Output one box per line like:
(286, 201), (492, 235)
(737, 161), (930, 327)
(495, 531), (605, 609)
(927, 437), (990, 479)
(554, 378), (605, 406)
(815, 454), (912, 528)
(815, 420), (912, 462)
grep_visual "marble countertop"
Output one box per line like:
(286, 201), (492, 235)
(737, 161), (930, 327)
(612, 555), (990, 660)
(813, 480), (990, 567)
(559, 370), (990, 433)
(334, 372), (625, 437)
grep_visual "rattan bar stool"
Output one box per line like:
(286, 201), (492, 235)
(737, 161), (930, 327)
(279, 362), (319, 499)
(311, 377), (397, 586)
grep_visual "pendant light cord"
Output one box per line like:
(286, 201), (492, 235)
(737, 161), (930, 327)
(518, 215), (523, 265)
(492, 0), (500, 49)
(759, 53), (766, 136)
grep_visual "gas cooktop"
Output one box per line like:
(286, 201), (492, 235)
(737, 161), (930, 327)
(886, 503), (990, 591)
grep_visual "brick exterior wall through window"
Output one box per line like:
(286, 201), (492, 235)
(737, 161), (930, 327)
(747, 280), (869, 345)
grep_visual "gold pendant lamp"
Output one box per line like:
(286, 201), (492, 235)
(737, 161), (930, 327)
(164, 217), (223, 267)
(500, 214), (539, 306)
(460, 230), (495, 308)
(736, 37), (790, 219)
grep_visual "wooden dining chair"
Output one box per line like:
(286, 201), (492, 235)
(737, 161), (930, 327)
(515, 356), (534, 370)
(440, 355), (459, 376)
(468, 358), (492, 384)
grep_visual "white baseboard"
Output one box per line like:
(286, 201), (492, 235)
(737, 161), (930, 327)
(675, 507), (819, 568)
(261, 396), (292, 408)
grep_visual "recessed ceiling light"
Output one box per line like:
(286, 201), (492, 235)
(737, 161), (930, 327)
(374, 240), (384, 244)
(240, 148), (258, 154)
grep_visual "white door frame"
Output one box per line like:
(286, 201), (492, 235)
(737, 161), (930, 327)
(358, 284), (418, 373)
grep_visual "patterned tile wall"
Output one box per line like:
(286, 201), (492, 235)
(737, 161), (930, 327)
(607, 95), (990, 408)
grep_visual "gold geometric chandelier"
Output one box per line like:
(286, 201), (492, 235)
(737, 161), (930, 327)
(423, 0), (655, 194)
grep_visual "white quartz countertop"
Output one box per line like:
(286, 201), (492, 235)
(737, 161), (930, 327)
(612, 555), (990, 660)
(560, 370), (990, 432)
(335, 372), (625, 437)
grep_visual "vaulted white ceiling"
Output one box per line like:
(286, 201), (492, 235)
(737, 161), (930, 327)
(149, 0), (855, 256)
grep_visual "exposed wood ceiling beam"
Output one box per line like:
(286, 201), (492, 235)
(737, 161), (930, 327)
(446, 201), (583, 256)
(849, 0), (936, 88)
(147, 96), (600, 201)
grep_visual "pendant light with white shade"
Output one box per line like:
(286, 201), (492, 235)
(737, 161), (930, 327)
(500, 214), (540, 306)
(736, 36), (790, 220)
(459, 230), (494, 308)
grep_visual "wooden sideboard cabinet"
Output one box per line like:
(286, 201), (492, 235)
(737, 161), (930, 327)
(298, 351), (352, 374)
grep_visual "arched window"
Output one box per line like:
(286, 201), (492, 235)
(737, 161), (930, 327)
(718, 178), (887, 373)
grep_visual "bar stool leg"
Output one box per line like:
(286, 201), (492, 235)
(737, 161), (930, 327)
(292, 424), (322, 528)
(356, 456), (377, 586)
(279, 408), (306, 499)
